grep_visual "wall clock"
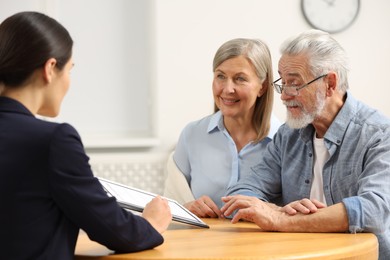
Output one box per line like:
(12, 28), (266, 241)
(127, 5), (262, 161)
(301, 0), (360, 33)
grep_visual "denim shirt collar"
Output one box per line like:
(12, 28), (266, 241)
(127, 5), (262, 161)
(300, 91), (357, 148)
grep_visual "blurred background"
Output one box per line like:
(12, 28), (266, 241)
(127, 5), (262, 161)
(1, 0), (389, 193)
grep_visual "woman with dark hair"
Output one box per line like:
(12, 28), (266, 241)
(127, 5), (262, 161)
(0, 11), (171, 260)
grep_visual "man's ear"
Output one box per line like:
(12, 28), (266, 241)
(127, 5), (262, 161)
(326, 72), (337, 96)
(43, 58), (57, 84)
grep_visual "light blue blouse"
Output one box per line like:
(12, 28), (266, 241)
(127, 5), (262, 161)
(173, 111), (281, 208)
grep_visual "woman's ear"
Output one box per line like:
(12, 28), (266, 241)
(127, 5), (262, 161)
(258, 81), (268, 97)
(43, 58), (57, 84)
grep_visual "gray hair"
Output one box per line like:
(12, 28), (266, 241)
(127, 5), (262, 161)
(213, 38), (272, 84)
(280, 29), (349, 93)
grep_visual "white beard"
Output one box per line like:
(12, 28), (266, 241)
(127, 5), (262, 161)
(285, 90), (326, 129)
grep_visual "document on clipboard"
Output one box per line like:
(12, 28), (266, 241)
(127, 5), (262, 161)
(98, 177), (209, 228)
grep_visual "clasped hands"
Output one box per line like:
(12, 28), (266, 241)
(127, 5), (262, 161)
(185, 195), (326, 231)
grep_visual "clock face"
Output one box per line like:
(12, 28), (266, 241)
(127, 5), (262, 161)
(301, 0), (360, 33)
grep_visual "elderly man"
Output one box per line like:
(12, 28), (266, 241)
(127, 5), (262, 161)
(221, 29), (390, 259)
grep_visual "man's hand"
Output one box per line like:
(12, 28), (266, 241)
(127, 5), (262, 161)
(221, 195), (283, 231)
(281, 198), (326, 215)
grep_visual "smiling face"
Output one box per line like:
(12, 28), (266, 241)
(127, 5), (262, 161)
(212, 56), (263, 121)
(278, 54), (326, 129)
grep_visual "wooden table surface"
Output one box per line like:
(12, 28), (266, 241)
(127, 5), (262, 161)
(75, 218), (378, 259)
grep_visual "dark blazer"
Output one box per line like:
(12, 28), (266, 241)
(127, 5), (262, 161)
(0, 97), (163, 260)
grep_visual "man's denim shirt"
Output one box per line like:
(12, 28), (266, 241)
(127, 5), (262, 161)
(227, 92), (390, 259)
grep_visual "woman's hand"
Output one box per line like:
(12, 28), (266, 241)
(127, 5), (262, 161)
(142, 196), (172, 233)
(184, 195), (222, 218)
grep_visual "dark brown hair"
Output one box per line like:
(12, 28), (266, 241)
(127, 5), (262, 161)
(0, 11), (73, 86)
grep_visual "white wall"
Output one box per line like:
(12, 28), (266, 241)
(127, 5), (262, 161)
(155, 0), (390, 154)
(0, 0), (155, 143)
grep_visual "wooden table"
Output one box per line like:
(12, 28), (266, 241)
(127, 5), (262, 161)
(75, 218), (378, 259)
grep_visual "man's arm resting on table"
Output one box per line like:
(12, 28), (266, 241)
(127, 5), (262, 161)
(275, 203), (348, 232)
(221, 195), (348, 233)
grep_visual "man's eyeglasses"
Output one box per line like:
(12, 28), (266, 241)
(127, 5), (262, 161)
(273, 74), (328, 96)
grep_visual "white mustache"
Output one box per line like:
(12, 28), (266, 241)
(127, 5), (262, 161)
(283, 100), (302, 107)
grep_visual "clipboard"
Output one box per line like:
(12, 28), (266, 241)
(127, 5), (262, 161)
(98, 177), (209, 228)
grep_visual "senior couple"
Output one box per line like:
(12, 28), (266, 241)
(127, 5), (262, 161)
(166, 30), (390, 260)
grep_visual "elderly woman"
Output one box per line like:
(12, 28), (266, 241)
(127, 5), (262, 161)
(164, 38), (280, 217)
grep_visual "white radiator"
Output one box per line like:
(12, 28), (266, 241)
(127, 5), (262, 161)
(88, 152), (168, 195)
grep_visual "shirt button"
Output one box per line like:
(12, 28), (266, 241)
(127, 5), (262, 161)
(337, 140), (341, 144)
(308, 153), (313, 157)
(305, 179), (310, 184)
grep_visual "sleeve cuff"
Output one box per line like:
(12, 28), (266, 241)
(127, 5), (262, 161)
(342, 196), (364, 233)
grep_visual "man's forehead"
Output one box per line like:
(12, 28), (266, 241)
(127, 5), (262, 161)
(278, 55), (309, 77)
